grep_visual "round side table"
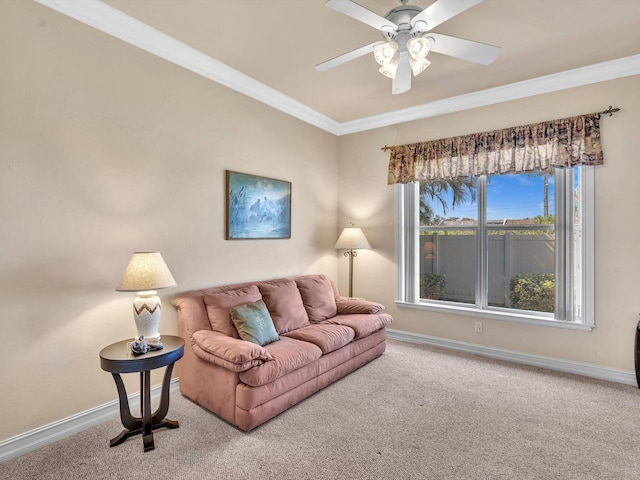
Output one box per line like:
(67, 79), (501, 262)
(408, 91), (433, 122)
(99, 335), (184, 452)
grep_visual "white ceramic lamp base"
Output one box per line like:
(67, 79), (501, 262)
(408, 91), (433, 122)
(133, 290), (163, 349)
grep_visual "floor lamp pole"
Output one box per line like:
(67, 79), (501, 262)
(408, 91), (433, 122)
(345, 249), (357, 298)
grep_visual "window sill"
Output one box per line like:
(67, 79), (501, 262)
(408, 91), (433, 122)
(395, 301), (594, 331)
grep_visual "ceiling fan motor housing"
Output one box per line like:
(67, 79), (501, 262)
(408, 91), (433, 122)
(382, 5), (426, 49)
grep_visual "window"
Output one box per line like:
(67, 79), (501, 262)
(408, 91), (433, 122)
(395, 167), (594, 328)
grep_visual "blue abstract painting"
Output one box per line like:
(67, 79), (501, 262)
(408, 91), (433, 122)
(226, 171), (291, 239)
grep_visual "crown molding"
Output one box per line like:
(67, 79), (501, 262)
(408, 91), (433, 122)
(34, 0), (640, 137)
(339, 54), (640, 135)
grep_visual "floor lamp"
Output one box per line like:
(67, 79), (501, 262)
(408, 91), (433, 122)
(335, 224), (371, 298)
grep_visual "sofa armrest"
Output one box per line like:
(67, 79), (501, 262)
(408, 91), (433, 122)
(192, 330), (273, 372)
(336, 296), (385, 315)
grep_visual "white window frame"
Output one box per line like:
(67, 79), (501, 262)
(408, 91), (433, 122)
(395, 168), (595, 331)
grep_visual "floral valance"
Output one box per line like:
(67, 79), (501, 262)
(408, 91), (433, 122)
(387, 113), (603, 184)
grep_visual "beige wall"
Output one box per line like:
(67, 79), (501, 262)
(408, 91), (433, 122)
(0, 1), (339, 441)
(337, 75), (640, 372)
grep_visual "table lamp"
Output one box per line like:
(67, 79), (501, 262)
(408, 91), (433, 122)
(116, 252), (176, 350)
(335, 224), (371, 297)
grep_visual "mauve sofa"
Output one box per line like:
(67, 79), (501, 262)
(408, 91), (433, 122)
(171, 274), (392, 431)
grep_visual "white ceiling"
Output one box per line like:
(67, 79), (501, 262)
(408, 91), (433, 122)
(35, 0), (640, 134)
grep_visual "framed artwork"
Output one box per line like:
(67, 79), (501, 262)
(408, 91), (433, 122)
(225, 170), (292, 240)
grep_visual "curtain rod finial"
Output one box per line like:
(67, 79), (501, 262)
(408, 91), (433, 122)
(599, 106), (620, 117)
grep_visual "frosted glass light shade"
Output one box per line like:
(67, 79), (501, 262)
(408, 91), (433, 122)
(410, 56), (431, 76)
(378, 58), (399, 79)
(335, 228), (371, 250)
(374, 41), (398, 66)
(374, 41), (399, 78)
(407, 37), (431, 59)
(407, 37), (431, 76)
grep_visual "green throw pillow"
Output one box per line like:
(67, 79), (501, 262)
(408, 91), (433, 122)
(230, 299), (280, 346)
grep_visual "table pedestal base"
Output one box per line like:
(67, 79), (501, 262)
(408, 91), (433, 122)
(110, 418), (179, 451)
(109, 362), (178, 452)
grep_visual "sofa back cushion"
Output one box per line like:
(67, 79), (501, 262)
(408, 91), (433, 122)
(204, 285), (262, 338)
(172, 294), (212, 339)
(258, 279), (310, 334)
(295, 274), (338, 322)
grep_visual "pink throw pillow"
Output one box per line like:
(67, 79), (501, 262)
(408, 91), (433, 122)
(259, 279), (310, 334)
(204, 285), (262, 338)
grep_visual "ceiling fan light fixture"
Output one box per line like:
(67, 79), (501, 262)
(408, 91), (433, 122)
(374, 40), (399, 78)
(407, 37), (431, 60)
(373, 41), (398, 66)
(406, 37), (431, 76)
(378, 56), (398, 78)
(409, 56), (431, 76)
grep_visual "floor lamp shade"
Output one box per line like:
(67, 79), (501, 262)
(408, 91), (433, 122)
(116, 252), (177, 348)
(335, 227), (371, 298)
(334, 227), (371, 251)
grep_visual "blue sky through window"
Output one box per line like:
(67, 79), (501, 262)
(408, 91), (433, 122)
(427, 173), (555, 221)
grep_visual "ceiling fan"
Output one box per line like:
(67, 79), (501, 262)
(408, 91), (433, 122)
(316, 0), (500, 94)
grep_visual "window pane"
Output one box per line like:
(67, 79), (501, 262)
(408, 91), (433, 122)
(486, 172), (555, 313)
(420, 231), (476, 304)
(486, 171), (555, 225)
(572, 167), (583, 321)
(419, 178), (477, 304)
(487, 231), (555, 312)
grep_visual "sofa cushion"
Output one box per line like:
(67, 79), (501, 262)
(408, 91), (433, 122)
(239, 336), (322, 387)
(328, 313), (393, 339)
(230, 299), (280, 346)
(204, 285), (262, 338)
(336, 297), (385, 314)
(283, 323), (355, 354)
(192, 330), (273, 372)
(258, 279), (310, 334)
(295, 275), (337, 322)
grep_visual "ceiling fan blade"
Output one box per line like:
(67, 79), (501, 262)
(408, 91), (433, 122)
(392, 52), (411, 94)
(326, 0), (397, 32)
(426, 32), (499, 65)
(315, 41), (383, 71)
(411, 0), (484, 31)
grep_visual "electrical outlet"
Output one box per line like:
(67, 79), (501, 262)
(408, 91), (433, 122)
(474, 322), (483, 333)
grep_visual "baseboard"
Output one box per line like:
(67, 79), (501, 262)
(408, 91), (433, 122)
(0, 378), (180, 464)
(387, 329), (637, 386)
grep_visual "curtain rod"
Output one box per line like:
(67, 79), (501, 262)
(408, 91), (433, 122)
(380, 106), (621, 152)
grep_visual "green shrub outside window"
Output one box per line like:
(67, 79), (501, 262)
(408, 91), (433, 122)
(420, 273), (446, 300)
(509, 273), (555, 313)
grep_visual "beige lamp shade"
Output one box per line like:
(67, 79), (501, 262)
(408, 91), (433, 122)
(116, 252), (176, 292)
(334, 227), (371, 250)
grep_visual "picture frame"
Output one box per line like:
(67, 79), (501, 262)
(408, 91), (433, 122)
(225, 170), (292, 240)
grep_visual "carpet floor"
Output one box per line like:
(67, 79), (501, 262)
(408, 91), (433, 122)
(2, 339), (640, 479)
